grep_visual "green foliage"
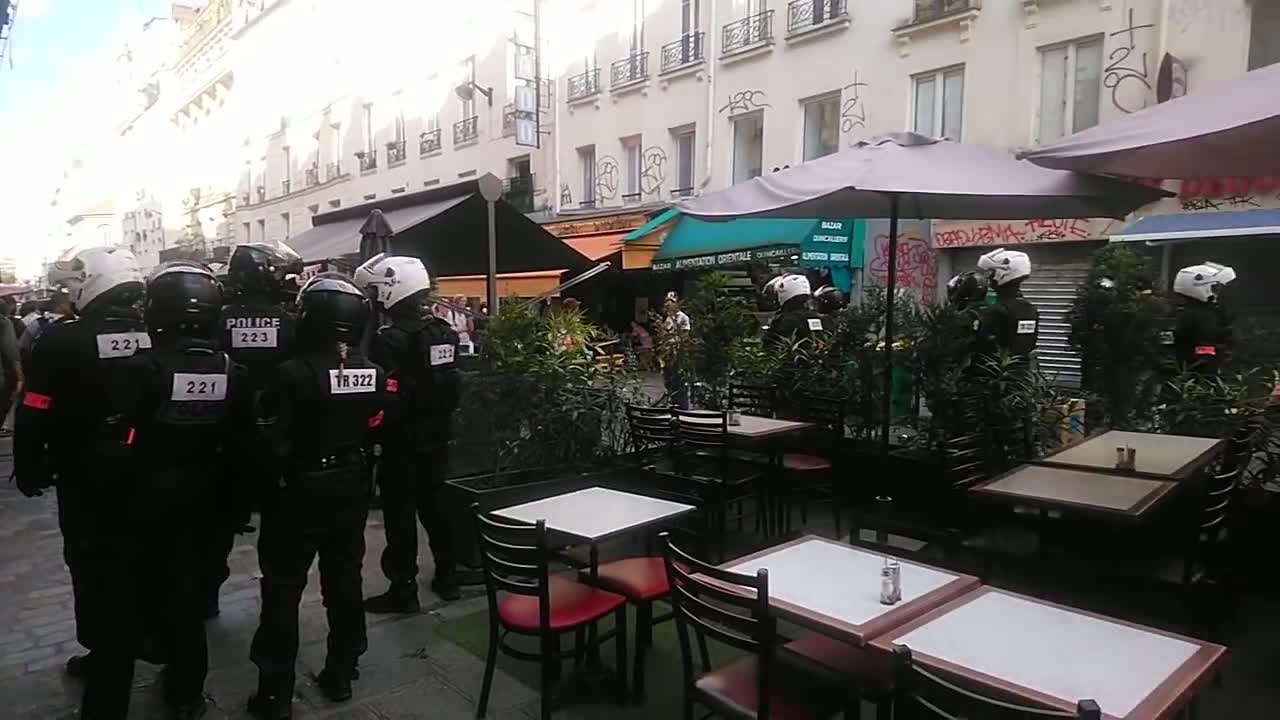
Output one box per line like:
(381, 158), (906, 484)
(652, 272), (761, 404)
(1159, 368), (1275, 441)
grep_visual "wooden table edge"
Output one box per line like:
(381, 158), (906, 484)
(1035, 433), (1226, 482)
(726, 417), (816, 439)
(492, 488), (698, 545)
(970, 467), (1178, 521)
(870, 586), (1230, 720)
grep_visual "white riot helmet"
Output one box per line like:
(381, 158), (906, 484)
(977, 248), (1032, 287)
(1173, 262), (1236, 304)
(49, 246), (144, 312)
(765, 273), (812, 307)
(353, 253), (432, 310)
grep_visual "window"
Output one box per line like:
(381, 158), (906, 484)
(241, 222), (251, 242)
(623, 136), (642, 202)
(802, 94), (840, 161)
(362, 104), (374, 152)
(329, 122), (342, 171)
(1038, 38), (1103, 143)
(579, 145), (597, 205)
(630, 0), (645, 54)
(681, 0), (700, 33)
(731, 112), (764, 184)
(281, 212), (291, 240)
(256, 218), (266, 243)
(393, 95), (406, 143)
(282, 146), (291, 191)
(673, 128), (696, 195)
(1249, 1), (1280, 70)
(426, 113), (440, 133)
(460, 57), (477, 119)
(912, 67), (964, 141)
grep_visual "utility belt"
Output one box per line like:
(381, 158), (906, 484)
(291, 449), (365, 475)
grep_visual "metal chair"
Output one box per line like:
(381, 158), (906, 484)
(672, 409), (763, 561)
(728, 381), (776, 418)
(625, 403), (676, 470)
(775, 391), (847, 536)
(891, 645), (1101, 719)
(471, 505), (628, 720)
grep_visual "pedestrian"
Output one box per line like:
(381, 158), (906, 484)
(14, 246), (152, 719)
(354, 254), (462, 610)
(134, 262), (254, 719)
(660, 291), (691, 409)
(18, 289), (74, 376)
(210, 243), (300, 618)
(0, 296), (23, 435)
(248, 273), (383, 718)
(443, 294), (473, 353)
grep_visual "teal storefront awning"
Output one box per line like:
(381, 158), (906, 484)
(623, 208), (680, 241)
(650, 214), (863, 278)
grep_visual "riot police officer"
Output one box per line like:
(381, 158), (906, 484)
(354, 254), (462, 609)
(14, 246), (151, 719)
(763, 273), (828, 347)
(134, 262), (254, 719)
(248, 273), (383, 719)
(813, 284), (848, 317)
(975, 248), (1039, 362)
(1172, 261), (1236, 375)
(207, 243), (301, 616)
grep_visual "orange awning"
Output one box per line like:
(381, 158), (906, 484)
(561, 232), (625, 261)
(436, 270), (566, 299)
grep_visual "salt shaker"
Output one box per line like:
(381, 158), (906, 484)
(1115, 446), (1126, 468)
(1126, 447), (1137, 469)
(880, 560), (896, 605)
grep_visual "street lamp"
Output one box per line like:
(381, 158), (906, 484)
(454, 81), (493, 106)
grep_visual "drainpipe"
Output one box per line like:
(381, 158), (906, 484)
(699, 0), (718, 191)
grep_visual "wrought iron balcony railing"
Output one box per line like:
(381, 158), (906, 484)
(567, 68), (601, 102)
(387, 139), (407, 165)
(610, 52), (649, 87)
(661, 32), (704, 72)
(502, 174), (537, 213)
(502, 104), (515, 138)
(326, 161), (342, 180)
(305, 165), (320, 187)
(281, 179), (291, 195)
(671, 186), (695, 198)
(787, 0), (847, 32)
(256, 185), (266, 203)
(912, 0), (974, 24)
(622, 192), (643, 205)
(723, 10), (774, 53)
(453, 116), (479, 145)
(420, 129), (442, 155)
(357, 149), (377, 172)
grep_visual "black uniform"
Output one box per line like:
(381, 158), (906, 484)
(369, 315), (460, 597)
(205, 297), (297, 608)
(134, 336), (253, 709)
(976, 294), (1040, 361)
(763, 300), (828, 348)
(14, 302), (151, 719)
(249, 347), (383, 706)
(1174, 300), (1232, 375)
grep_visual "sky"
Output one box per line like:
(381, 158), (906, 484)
(0, 0), (173, 279)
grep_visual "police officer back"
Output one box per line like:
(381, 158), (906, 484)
(763, 273), (828, 347)
(354, 254), (462, 610)
(134, 262), (254, 719)
(14, 246), (152, 719)
(1172, 262), (1236, 376)
(206, 243), (301, 616)
(248, 273), (383, 719)
(975, 249), (1039, 363)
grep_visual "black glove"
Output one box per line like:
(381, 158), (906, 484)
(15, 472), (49, 498)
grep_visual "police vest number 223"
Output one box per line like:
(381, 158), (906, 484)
(231, 327), (279, 348)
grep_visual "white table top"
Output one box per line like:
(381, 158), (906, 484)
(1040, 430), (1222, 479)
(885, 588), (1215, 718)
(727, 414), (814, 439)
(973, 465), (1175, 517)
(493, 486), (695, 542)
(720, 536), (978, 644)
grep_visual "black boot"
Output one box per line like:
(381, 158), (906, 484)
(65, 653), (90, 678)
(363, 582), (420, 614)
(168, 697), (208, 720)
(247, 674), (293, 720)
(431, 574), (461, 602)
(316, 666), (355, 702)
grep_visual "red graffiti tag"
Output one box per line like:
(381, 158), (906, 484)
(868, 234), (938, 296)
(934, 218), (1092, 247)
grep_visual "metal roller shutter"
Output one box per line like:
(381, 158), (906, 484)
(1021, 265), (1088, 388)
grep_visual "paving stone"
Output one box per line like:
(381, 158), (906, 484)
(361, 675), (477, 720)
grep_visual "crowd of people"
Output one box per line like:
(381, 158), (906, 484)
(10, 243), (464, 720)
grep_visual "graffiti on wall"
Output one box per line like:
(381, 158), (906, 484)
(933, 218), (1108, 248)
(560, 183), (572, 207)
(595, 155), (619, 201)
(1104, 8), (1155, 114)
(640, 146), (667, 197)
(719, 90), (770, 115)
(867, 227), (937, 298)
(841, 69), (869, 145)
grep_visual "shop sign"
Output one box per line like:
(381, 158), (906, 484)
(542, 212), (648, 238)
(932, 218), (1118, 248)
(799, 219), (857, 265)
(650, 245), (799, 272)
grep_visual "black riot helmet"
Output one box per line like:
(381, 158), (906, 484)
(227, 242), (303, 298)
(296, 272), (369, 346)
(946, 271), (989, 309)
(814, 285), (847, 315)
(145, 261), (224, 339)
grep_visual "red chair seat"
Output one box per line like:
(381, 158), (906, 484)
(497, 575), (626, 632)
(592, 557), (670, 601)
(695, 655), (841, 720)
(782, 453), (832, 471)
(782, 633), (893, 690)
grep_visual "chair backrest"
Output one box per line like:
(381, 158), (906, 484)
(943, 433), (987, 489)
(627, 403), (675, 454)
(892, 645), (1101, 720)
(471, 504), (552, 628)
(729, 381), (776, 418)
(662, 534), (779, 718)
(1198, 464), (1240, 542)
(673, 408), (729, 456)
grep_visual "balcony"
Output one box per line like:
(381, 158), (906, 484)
(566, 68), (601, 103)
(622, 192), (643, 205)
(453, 116), (479, 146)
(671, 186), (695, 199)
(787, 0), (848, 34)
(281, 179), (291, 195)
(610, 52), (649, 88)
(893, 0), (980, 54)
(502, 105), (515, 138)
(502, 174), (537, 213)
(326, 161), (343, 181)
(387, 139), (407, 165)
(723, 10), (774, 55)
(305, 165), (320, 187)
(241, 191), (251, 205)
(256, 185), (266, 203)
(912, 0), (976, 24)
(661, 32), (705, 73)
(420, 129), (442, 155)
(356, 149), (378, 173)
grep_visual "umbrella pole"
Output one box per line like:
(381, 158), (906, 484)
(880, 194), (900, 456)
(486, 199), (498, 313)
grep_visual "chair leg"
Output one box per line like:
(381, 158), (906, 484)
(476, 622), (500, 718)
(539, 633), (557, 720)
(613, 606), (628, 705)
(875, 696), (892, 720)
(573, 627), (586, 669)
(633, 602), (651, 700)
(696, 627), (711, 674)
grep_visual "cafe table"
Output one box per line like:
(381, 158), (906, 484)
(724, 414), (814, 440)
(722, 414), (815, 536)
(1037, 430), (1224, 481)
(493, 485), (696, 548)
(873, 586), (1228, 719)
(970, 464), (1179, 521)
(717, 535), (980, 646)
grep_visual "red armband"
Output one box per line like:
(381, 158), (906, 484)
(21, 392), (51, 410)
(1194, 345), (1217, 356)
(385, 378), (399, 394)
(368, 410), (384, 428)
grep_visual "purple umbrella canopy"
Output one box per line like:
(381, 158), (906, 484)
(1018, 62), (1280, 179)
(358, 208), (395, 260)
(679, 133), (1167, 221)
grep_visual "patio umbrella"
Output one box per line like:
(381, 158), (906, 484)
(679, 132), (1168, 453)
(1017, 62), (1280, 178)
(358, 208), (394, 262)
